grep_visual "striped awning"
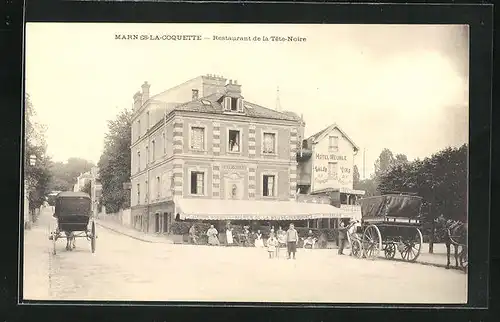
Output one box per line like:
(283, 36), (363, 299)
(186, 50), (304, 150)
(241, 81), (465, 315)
(174, 198), (352, 221)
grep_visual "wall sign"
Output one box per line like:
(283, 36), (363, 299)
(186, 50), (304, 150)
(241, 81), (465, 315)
(312, 146), (353, 192)
(222, 164), (247, 172)
(315, 154), (347, 161)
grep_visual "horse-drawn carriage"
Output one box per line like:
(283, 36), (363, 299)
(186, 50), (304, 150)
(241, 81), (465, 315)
(348, 193), (424, 262)
(48, 191), (97, 255)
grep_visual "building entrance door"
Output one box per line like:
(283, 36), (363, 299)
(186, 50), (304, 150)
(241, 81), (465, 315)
(155, 213), (160, 233)
(163, 213), (169, 233)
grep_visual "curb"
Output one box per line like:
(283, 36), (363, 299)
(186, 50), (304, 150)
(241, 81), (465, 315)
(95, 222), (155, 243)
(378, 256), (466, 272)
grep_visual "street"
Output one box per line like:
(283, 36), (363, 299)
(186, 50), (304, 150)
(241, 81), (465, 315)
(23, 208), (467, 303)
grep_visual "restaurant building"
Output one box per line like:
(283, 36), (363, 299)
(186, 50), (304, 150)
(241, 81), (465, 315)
(296, 123), (365, 227)
(129, 74), (345, 233)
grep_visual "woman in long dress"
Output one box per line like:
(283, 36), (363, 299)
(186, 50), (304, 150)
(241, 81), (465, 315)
(226, 227), (234, 246)
(254, 230), (264, 248)
(207, 225), (220, 246)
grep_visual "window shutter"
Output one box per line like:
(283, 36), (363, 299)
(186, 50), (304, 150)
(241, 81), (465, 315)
(238, 99), (243, 112)
(224, 97), (231, 110)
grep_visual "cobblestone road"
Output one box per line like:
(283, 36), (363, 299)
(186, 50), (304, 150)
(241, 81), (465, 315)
(23, 208), (467, 303)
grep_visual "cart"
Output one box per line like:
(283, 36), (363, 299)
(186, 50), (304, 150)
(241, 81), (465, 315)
(48, 191), (97, 255)
(353, 193), (424, 262)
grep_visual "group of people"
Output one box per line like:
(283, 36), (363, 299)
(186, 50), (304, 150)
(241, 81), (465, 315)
(189, 220), (361, 258)
(266, 223), (299, 259)
(189, 223), (301, 259)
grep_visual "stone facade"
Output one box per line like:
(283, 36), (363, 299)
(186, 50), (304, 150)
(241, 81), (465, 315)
(129, 75), (305, 233)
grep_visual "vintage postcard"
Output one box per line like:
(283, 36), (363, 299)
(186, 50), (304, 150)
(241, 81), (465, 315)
(23, 23), (469, 304)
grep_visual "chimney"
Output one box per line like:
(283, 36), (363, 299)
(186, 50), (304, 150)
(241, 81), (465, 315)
(192, 89), (199, 101)
(133, 91), (142, 110)
(225, 79), (241, 94)
(141, 81), (150, 105)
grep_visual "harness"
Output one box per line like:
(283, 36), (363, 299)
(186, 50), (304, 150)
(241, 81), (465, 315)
(445, 221), (465, 246)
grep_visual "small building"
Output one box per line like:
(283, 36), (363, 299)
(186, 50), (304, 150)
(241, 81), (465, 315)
(73, 171), (93, 192)
(73, 167), (102, 215)
(129, 75), (346, 233)
(296, 123), (365, 226)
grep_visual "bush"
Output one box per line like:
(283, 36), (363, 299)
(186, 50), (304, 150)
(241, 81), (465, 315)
(170, 221), (211, 236)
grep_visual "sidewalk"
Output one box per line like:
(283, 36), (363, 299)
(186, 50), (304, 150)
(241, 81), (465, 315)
(95, 219), (173, 244)
(23, 225), (51, 300)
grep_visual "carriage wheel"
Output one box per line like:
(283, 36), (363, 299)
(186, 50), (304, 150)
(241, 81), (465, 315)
(384, 242), (396, 259)
(362, 225), (382, 260)
(91, 221), (96, 253)
(351, 239), (363, 258)
(400, 228), (423, 262)
(459, 247), (468, 270)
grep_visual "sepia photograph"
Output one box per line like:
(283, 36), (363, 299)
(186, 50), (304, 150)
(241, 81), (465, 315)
(22, 23), (469, 304)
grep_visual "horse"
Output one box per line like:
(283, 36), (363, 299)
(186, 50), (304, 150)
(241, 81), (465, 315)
(64, 231), (76, 251)
(434, 215), (468, 269)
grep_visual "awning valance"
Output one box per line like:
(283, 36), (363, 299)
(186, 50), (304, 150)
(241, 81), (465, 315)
(174, 198), (353, 221)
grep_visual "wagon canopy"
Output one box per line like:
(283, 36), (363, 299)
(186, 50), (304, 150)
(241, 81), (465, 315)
(55, 191), (91, 216)
(360, 194), (423, 218)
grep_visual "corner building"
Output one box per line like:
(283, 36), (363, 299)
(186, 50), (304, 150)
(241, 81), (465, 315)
(129, 75), (332, 233)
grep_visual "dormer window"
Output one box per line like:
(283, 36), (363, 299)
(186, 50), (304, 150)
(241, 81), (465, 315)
(224, 96), (243, 112)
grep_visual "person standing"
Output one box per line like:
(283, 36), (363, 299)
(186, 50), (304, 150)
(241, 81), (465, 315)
(206, 225), (220, 246)
(267, 232), (278, 259)
(254, 230), (264, 248)
(338, 220), (348, 255)
(189, 224), (198, 244)
(286, 223), (299, 259)
(226, 226), (234, 246)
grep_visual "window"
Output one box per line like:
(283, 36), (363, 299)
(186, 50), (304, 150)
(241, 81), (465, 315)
(146, 111), (150, 130)
(156, 176), (161, 198)
(263, 132), (276, 154)
(328, 162), (338, 179)
(145, 146), (149, 164)
(137, 120), (141, 138)
(230, 98), (238, 111)
(136, 183), (140, 205)
(228, 130), (240, 152)
(190, 171), (205, 195)
(137, 151), (141, 172)
(190, 127), (205, 150)
(328, 136), (339, 152)
(162, 132), (166, 154)
(152, 140), (156, 161)
(262, 175), (276, 197)
(192, 89), (199, 100)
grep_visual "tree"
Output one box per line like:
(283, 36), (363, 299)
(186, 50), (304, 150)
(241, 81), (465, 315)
(374, 148), (395, 176)
(353, 165), (360, 187)
(377, 144), (468, 252)
(49, 158), (95, 191)
(80, 180), (91, 195)
(25, 94), (52, 211)
(394, 153), (409, 167)
(98, 109), (132, 213)
(354, 178), (380, 197)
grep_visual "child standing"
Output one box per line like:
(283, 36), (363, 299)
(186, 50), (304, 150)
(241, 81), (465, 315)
(267, 233), (278, 259)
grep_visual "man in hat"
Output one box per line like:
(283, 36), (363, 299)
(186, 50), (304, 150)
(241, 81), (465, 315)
(338, 220), (348, 255)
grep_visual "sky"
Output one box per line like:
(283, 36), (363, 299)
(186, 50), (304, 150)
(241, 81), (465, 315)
(25, 23), (469, 178)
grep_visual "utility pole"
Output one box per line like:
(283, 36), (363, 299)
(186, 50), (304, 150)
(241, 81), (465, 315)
(363, 148), (366, 179)
(275, 86), (281, 112)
